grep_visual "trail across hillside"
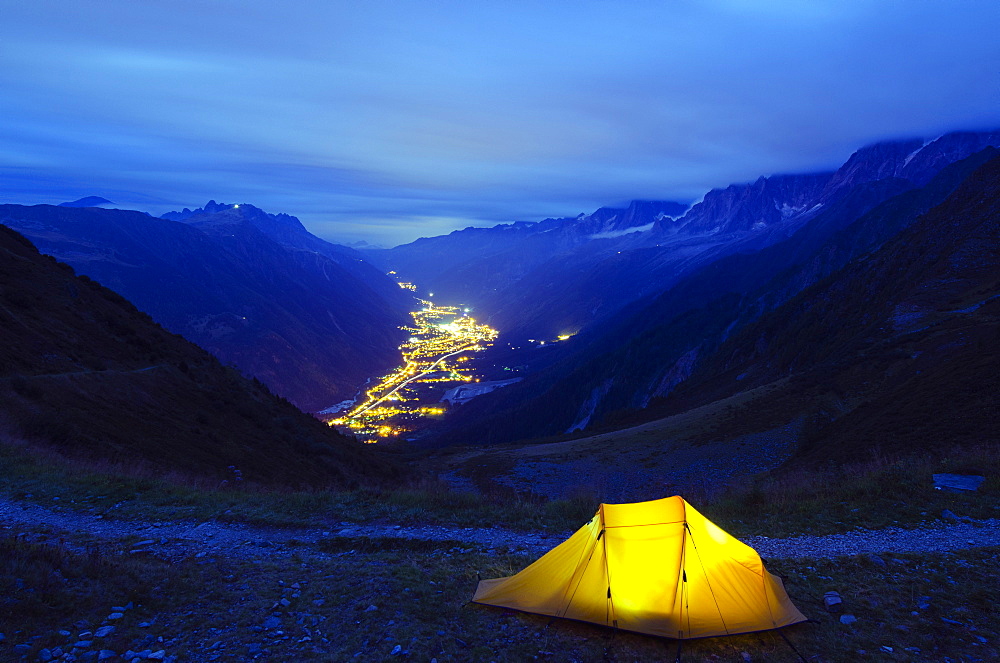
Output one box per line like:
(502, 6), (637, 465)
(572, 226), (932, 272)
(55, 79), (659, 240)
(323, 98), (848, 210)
(2, 495), (998, 561)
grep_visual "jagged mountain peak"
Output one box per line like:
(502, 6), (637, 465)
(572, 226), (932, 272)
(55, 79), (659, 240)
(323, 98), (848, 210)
(579, 200), (690, 235)
(823, 130), (1000, 195)
(676, 171), (834, 235)
(163, 200), (307, 233)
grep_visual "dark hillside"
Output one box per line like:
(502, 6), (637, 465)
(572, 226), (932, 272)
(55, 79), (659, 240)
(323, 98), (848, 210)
(0, 225), (401, 487)
(0, 204), (410, 411)
(660, 153), (1000, 463)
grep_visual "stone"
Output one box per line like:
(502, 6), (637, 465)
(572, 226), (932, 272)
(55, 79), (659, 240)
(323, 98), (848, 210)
(933, 474), (985, 492)
(840, 614), (857, 625)
(98, 652), (117, 661)
(263, 616), (281, 629)
(823, 591), (843, 613)
(279, 598), (291, 607)
(365, 605), (378, 612)
(39, 649), (54, 662)
(74, 641), (94, 649)
(147, 651), (166, 660)
(390, 645), (402, 655)
(137, 623), (151, 628)
(941, 509), (961, 522)
(107, 613), (124, 621)
(95, 627), (115, 638)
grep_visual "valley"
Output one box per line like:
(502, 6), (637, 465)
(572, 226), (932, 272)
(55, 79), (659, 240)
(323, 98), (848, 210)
(5, 5), (1000, 660)
(3, 133), (1000, 663)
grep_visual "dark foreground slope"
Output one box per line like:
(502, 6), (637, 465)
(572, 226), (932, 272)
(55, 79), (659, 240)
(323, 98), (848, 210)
(0, 224), (401, 487)
(0, 203), (410, 412)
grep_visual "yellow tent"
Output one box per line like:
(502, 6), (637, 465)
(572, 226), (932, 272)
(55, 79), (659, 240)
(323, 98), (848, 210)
(473, 496), (807, 639)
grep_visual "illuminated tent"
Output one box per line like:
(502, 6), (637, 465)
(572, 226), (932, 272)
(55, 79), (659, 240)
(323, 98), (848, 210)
(472, 496), (807, 639)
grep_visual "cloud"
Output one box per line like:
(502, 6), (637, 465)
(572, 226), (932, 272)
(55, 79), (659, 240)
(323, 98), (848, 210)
(2, 1), (999, 246)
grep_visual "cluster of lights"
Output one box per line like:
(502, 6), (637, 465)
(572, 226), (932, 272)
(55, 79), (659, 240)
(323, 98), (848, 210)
(329, 296), (498, 442)
(387, 271), (418, 292)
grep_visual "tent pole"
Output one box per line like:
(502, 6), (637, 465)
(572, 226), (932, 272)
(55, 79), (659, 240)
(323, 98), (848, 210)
(777, 628), (808, 663)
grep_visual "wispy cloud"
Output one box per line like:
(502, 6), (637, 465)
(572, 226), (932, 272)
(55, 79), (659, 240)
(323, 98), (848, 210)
(2, 1), (999, 245)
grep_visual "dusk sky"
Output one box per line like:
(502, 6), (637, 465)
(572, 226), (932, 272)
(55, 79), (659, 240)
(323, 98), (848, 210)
(3, 1), (999, 247)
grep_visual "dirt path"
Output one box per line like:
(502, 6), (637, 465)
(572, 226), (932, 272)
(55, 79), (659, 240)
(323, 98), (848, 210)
(0, 365), (167, 381)
(2, 494), (999, 561)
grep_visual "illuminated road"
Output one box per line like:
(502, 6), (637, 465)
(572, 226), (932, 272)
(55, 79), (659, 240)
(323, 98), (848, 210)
(351, 344), (478, 417)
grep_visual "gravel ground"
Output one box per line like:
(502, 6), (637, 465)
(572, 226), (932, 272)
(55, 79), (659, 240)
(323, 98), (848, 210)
(0, 496), (569, 559)
(745, 520), (1000, 559)
(2, 494), (999, 560)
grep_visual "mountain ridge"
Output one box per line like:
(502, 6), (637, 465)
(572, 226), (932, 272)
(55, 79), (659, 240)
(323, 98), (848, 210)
(1, 203), (411, 411)
(372, 130), (1000, 343)
(0, 224), (401, 487)
(426, 142), (1000, 449)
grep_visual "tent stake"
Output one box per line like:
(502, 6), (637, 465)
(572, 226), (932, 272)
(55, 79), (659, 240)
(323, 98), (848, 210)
(777, 628), (808, 663)
(673, 638), (683, 663)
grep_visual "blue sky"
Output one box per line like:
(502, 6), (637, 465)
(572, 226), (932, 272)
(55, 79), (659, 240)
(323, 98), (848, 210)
(2, 1), (999, 247)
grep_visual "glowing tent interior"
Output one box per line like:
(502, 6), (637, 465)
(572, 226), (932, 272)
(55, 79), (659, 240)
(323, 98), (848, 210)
(472, 496), (807, 639)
